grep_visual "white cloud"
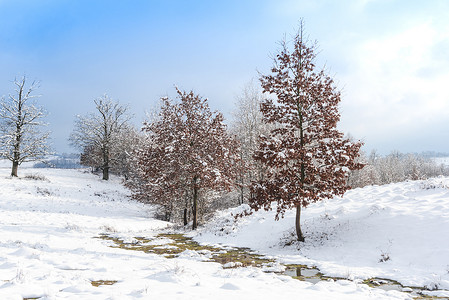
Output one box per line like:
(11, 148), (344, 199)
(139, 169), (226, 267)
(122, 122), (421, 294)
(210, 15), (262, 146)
(339, 20), (449, 152)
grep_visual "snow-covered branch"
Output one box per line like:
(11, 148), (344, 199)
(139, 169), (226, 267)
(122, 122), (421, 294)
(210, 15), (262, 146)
(0, 76), (51, 176)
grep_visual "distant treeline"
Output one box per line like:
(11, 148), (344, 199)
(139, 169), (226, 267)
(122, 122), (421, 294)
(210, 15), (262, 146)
(348, 151), (449, 188)
(33, 154), (82, 169)
(418, 151), (449, 158)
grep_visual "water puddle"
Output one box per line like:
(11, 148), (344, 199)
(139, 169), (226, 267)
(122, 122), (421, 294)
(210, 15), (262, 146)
(96, 233), (448, 299)
(283, 265), (323, 284)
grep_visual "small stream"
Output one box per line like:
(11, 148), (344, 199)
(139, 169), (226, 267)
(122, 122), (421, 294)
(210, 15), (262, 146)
(95, 233), (448, 299)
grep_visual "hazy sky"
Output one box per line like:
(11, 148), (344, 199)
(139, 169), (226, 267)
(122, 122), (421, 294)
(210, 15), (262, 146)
(1, 0), (448, 154)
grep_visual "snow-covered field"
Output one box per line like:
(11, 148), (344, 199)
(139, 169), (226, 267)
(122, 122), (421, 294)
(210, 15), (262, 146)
(0, 166), (448, 299)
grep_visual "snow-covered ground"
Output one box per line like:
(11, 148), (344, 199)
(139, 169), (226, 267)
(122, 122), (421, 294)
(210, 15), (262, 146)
(196, 177), (449, 296)
(0, 167), (448, 299)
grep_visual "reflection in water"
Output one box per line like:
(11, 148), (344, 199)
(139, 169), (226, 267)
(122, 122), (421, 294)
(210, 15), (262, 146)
(283, 266), (322, 284)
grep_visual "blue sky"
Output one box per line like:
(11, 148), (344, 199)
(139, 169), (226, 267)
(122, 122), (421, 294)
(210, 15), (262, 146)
(1, 0), (448, 155)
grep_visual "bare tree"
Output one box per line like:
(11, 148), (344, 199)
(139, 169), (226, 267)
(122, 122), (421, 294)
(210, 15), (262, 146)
(231, 80), (270, 204)
(250, 23), (363, 242)
(70, 95), (131, 180)
(79, 144), (101, 172)
(79, 125), (140, 179)
(111, 125), (142, 179)
(0, 76), (51, 177)
(348, 150), (448, 188)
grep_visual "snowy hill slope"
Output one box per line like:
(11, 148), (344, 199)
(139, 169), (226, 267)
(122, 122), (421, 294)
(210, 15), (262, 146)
(0, 168), (448, 299)
(196, 177), (449, 295)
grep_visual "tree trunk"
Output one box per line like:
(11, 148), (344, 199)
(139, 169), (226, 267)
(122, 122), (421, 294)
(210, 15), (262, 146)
(102, 148), (109, 180)
(192, 177), (198, 230)
(295, 204), (305, 242)
(11, 132), (21, 177)
(11, 161), (19, 177)
(183, 208), (188, 226)
(102, 166), (109, 180)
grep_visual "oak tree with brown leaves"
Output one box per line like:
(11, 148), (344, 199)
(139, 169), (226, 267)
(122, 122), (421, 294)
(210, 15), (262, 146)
(132, 88), (241, 229)
(250, 24), (363, 242)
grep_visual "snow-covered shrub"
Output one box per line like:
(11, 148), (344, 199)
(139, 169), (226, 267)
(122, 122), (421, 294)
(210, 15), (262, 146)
(378, 251), (390, 263)
(349, 151), (449, 188)
(36, 187), (52, 196)
(24, 173), (49, 182)
(419, 180), (449, 190)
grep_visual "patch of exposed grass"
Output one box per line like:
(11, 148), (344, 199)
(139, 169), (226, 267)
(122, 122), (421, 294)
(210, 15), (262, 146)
(91, 280), (118, 287)
(411, 294), (449, 300)
(156, 233), (220, 254)
(214, 248), (274, 267)
(362, 278), (403, 289)
(96, 234), (177, 256)
(96, 233), (274, 268)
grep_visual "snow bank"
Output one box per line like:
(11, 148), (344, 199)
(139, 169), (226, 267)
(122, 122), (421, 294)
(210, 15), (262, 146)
(196, 177), (449, 294)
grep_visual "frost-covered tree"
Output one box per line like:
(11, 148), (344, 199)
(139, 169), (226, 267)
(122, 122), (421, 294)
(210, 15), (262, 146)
(0, 76), (51, 177)
(347, 150), (368, 188)
(111, 125), (142, 179)
(78, 125), (139, 178)
(70, 95), (131, 180)
(231, 81), (270, 204)
(250, 24), (363, 242)
(348, 150), (447, 188)
(79, 144), (100, 172)
(132, 88), (241, 229)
